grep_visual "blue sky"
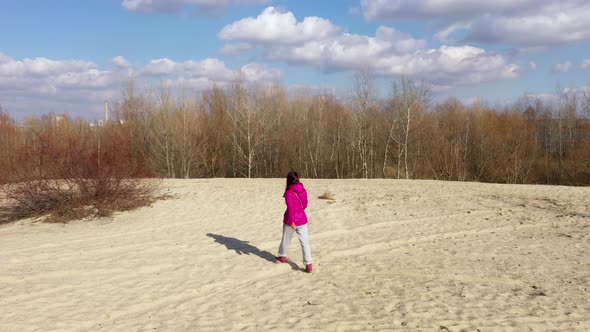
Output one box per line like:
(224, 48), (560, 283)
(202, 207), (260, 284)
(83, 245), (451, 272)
(1, 0), (589, 120)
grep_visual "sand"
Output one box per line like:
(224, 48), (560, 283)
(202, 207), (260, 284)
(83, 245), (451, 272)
(1, 179), (589, 331)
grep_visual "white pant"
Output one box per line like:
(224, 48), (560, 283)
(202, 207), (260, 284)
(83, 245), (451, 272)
(278, 224), (312, 265)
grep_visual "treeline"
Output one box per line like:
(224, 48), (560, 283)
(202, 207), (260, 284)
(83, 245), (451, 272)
(1, 75), (590, 185)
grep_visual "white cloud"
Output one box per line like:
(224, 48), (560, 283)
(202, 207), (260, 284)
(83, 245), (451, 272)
(141, 58), (235, 81)
(55, 69), (116, 88)
(140, 58), (282, 83)
(0, 53), (111, 93)
(361, 0), (538, 21)
(122, 0), (269, 14)
(185, 58), (234, 80)
(360, 0), (590, 46)
(551, 59), (590, 72)
(142, 62), (282, 92)
(523, 86), (590, 111)
(161, 77), (219, 91)
(0, 54), (95, 78)
(239, 63), (282, 82)
(0, 52), (281, 119)
(112, 56), (130, 68)
(142, 58), (177, 75)
(553, 61), (573, 73)
(266, 26), (426, 68)
(219, 6), (342, 45)
(375, 46), (518, 85)
(529, 61), (538, 70)
(0, 53), (121, 119)
(220, 8), (518, 86)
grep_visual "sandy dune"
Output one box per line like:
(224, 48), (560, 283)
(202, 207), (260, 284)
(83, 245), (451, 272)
(1, 179), (589, 331)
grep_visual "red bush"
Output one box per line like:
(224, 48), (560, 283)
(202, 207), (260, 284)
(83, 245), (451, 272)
(0, 119), (157, 224)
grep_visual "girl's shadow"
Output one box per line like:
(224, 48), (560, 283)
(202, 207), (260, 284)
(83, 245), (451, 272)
(206, 233), (301, 271)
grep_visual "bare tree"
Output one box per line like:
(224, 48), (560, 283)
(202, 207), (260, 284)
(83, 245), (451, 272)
(202, 85), (231, 177)
(423, 98), (471, 181)
(351, 70), (378, 179)
(546, 87), (579, 182)
(226, 75), (278, 178)
(174, 88), (203, 178)
(584, 88), (590, 120)
(128, 82), (203, 178)
(0, 107), (18, 183)
(146, 82), (177, 177)
(386, 77), (431, 179)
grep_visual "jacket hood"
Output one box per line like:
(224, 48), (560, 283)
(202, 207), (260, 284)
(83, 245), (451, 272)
(288, 182), (305, 193)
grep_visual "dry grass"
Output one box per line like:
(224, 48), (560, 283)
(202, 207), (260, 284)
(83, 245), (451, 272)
(318, 191), (335, 200)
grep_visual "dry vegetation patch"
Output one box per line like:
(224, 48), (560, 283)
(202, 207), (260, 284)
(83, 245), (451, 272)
(318, 191), (335, 200)
(0, 178), (159, 224)
(0, 120), (159, 225)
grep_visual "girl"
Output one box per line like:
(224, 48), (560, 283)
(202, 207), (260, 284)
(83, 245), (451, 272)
(276, 171), (313, 273)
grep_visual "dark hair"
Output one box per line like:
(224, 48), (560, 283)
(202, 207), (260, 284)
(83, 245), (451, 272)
(286, 171), (300, 191)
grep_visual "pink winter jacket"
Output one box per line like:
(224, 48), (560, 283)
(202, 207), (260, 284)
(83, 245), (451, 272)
(283, 182), (308, 226)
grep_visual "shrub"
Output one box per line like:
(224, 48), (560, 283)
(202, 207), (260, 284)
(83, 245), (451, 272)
(318, 191), (335, 200)
(0, 120), (157, 224)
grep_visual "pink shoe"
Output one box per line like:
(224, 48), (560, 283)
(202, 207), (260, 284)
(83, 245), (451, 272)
(305, 264), (313, 273)
(276, 256), (288, 263)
